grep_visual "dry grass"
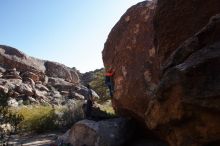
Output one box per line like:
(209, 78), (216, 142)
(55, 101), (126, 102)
(11, 106), (58, 133)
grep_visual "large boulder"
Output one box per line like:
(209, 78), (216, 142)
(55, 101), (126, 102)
(35, 83), (49, 92)
(2, 68), (22, 80)
(45, 61), (79, 83)
(154, 0), (220, 64)
(15, 83), (34, 96)
(0, 85), (8, 94)
(20, 71), (40, 82)
(146, 14), (220, 146)
(102, 1), (157, 120)
(76, 85), (100, 100)
(7, 98), (18, 107)
(0, 79), (22, 91)
(48, 77), (75, 91)
(61, 118), (132, 146)
(0, 45), (80, 83)
(102, 0), (220, 146)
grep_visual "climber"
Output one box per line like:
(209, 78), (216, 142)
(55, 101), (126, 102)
(104, 66), (115, 97)
(83, 84), (93, 119)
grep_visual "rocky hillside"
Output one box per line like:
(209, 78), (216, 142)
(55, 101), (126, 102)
(0, 45), (97, 106)
(80, 68), (103, 84)
(80, 68), (110, 99)
(102, 0), (220, 146)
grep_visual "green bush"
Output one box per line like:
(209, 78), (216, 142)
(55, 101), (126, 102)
(90, 69), (111, 101)
(16, 106), (58, 133)
(0, 93), (23, 133)
(59, 100), (85, 128)
(0, 93), (23, 145)
(15, 101), (85, 133)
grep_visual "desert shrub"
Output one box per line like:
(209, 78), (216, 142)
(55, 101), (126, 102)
(58, 100), (85, 129)
(89, 69), (111, 101)
(0, 93), (23, 145)
(16, 106), (58, 133)
(15, 100), (85, 133)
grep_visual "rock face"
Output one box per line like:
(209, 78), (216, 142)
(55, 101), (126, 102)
(146, 14), (220, 146)
(102, 0), (220, 146)
(154, 0), (220, 64)
(102, 1), (158, 119)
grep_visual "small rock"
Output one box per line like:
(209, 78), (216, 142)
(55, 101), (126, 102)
(7, 98), (18, 107)
(0, 85), (8, 93)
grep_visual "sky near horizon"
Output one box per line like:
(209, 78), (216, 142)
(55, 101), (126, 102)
(0, 0), (142, 73)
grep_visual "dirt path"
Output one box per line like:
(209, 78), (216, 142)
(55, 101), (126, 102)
(7, 132), (63, 146)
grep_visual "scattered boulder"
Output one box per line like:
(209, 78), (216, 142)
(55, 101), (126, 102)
(2, 68), (22, 80)
(76, 85), (99, 100)
(72, 92), (85, 100)
(20, 71), (40, 82)
(22, 77), (35, 88)
(0, 124), (12, 134)
(7, 98), (18, 107)
(0, 85), (8, 93)
(1, 79), (22, 93)
(35, 83), (49, 92)
(16, 83), (34, 96)
(91, 90), (100, 100)
(27, 96), (38, 104)
(8, 90), (20, 98)
(50, 90), (62, 99)
(34, 89), (48, 101)
(0, 66), (6, 73)
(48, 77), (74, 91)
(60, 91), (69, 97)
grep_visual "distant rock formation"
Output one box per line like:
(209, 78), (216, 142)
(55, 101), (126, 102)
(102, 0), (220, 146)
(0, 45), (79, 83)
(80, 68), (103, 85)
(0, 45), (97, 106)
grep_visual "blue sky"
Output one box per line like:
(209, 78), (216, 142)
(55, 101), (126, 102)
(0, 0), (142, 73)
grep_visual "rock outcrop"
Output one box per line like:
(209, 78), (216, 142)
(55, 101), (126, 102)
(0, 45), (79, 83)
(45, 61), (79, 83)
(80, 68), (103, 84)
(102, 0), (220, 146)
(0, 45), (97, 107)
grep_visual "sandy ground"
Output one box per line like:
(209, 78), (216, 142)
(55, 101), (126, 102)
(6, 132), (63, 146)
